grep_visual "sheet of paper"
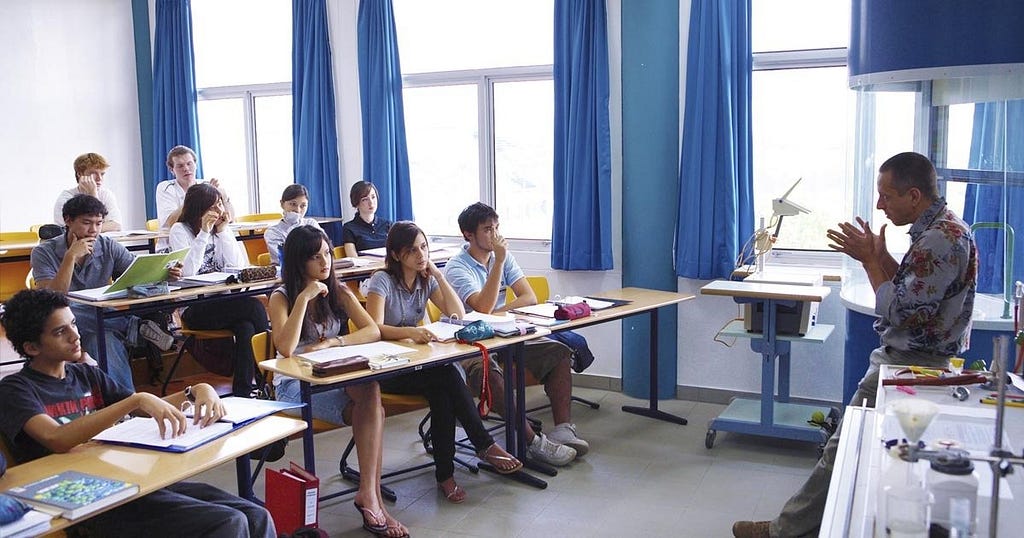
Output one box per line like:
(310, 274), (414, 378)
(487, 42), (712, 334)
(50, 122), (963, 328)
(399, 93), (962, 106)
(359, 247), (387, 257)
(183, 271), (234, 284)
(511, 303), (558, 318)
(554, 295), (616, 309)
(185, 396), (302, 425)
(297, 341), (416, 364)
(422, 321), (462, 342)
(463, 311), (516, 324)
(93, 417), (233, 449)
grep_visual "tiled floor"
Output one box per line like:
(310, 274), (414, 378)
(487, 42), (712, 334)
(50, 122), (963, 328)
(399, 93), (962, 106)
(197, 387), (822, 537)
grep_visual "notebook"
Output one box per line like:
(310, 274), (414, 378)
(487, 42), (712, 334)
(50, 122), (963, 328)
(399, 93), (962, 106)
(6, 471), (138, 520)
(67, 248), (189, 301)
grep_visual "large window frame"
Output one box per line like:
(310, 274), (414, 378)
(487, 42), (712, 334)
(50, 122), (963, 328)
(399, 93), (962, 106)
(403, 65), (554, 242)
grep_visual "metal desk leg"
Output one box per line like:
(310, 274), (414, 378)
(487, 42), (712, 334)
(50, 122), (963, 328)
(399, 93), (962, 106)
(622, 308), (688, 425)
(484, 342), (548, 489)
(300, 381), (316, 474)
(93, 305), (108, 373)
(235, 455), (256, 502)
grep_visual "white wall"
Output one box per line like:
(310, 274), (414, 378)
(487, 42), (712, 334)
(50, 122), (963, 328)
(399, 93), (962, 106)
(0, 0), (847, 404)
(0, 0), (145, 232)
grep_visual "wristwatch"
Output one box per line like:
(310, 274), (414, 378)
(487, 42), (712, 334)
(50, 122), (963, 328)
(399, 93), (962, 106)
(184, 385), (197, 403)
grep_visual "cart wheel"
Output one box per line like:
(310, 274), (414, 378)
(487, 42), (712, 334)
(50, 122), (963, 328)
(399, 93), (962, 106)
(705, 429), (717, 449)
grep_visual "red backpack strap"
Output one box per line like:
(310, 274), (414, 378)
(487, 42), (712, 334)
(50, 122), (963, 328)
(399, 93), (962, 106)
(465, 341), (492, 417)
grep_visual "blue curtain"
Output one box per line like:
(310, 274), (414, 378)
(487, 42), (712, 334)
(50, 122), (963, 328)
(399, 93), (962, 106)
(962, 100), (1024, 295)
(675, 0), (754, 279)
(152, 0), (203, 215)
(357, 0), (414, 221)
(551, 0), (613, 270)
(293, 0), (342, 220)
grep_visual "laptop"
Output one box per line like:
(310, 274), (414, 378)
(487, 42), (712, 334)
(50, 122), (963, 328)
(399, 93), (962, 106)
(68, 248), (189, 301)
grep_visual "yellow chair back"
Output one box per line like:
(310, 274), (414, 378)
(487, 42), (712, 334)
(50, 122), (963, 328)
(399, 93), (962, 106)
(145, 219), (160, 231)
(236, 212), (282, 223)
(506, 275), (550, 303)
(256, 253), (272, 266)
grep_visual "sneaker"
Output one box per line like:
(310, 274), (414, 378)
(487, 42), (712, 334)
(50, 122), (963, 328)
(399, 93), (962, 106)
(547, 422), (589, 457)
(527, 432), (576, 467)
(732, 520), (771, 538)
(138, 320), (175, 351)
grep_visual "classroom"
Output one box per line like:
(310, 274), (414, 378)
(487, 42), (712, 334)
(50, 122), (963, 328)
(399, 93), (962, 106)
(1, 1), (1023, 537)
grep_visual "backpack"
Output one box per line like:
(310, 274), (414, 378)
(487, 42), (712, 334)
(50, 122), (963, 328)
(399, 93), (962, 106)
(547, 330), (595, 373)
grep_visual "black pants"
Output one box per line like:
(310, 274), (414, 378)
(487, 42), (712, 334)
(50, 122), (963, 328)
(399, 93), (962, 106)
(182, 296), (268, 396)
(381, 364), (494, 482)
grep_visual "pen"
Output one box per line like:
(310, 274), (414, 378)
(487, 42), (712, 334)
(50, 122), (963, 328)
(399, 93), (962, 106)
(979, 398), (1024, 408)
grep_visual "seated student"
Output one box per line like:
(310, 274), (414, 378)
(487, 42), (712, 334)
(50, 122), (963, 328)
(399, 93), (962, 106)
(342, 181), (393, 258)
(444, 202), (585, 466)
(269, 225), (407, 538)
(169, 183), (268, 397)
(32, 195), (177, 389)
(365, 221), (523, 503)
(156, 145), (235, 232)
(263, 184), (323, 266)
(0, 289), (275, 538)
(53, 152), (122, 232)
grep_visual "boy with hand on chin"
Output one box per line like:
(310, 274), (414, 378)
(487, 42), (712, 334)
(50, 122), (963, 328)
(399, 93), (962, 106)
(0, 289), (276, 538)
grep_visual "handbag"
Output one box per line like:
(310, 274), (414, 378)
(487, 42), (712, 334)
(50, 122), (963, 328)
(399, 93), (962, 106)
(456, 320), (495, 417)
(310, 355), (370, 377)
(554, 301), (591, 320)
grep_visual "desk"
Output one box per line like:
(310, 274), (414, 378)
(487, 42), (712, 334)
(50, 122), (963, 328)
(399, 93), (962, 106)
(700, 280), (835, 447)
(0, 415), (305, 536)
(821, 365), (1024, 536)
(512, 287), (694, 429)
(258, 331), (550, 499)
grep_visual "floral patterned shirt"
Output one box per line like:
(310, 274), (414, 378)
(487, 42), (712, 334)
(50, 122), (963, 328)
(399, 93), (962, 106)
(874, 198), (978, 356)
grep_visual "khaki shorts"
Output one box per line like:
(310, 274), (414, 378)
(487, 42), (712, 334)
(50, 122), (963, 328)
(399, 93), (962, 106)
(461, 338), (572, 397)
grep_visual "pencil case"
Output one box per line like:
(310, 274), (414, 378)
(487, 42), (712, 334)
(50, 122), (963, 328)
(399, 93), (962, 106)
(554, 302), (591, 320)
(311, 355), (370, 377)
(237, 265), (278, 283)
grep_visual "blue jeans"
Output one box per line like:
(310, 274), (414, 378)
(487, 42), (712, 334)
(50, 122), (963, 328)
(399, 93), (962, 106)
(71, 304), (135, 390)
(276, 376), (352, 426)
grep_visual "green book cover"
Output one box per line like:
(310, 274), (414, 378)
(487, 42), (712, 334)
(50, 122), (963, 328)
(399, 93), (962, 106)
(105, 247), (189, 293)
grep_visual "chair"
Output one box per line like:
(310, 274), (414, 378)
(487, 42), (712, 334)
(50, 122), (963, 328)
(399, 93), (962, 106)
(506, 276), (599, 411)
(145, 219), (160, 232)
(256, 253), (272, 266)
(235, 212), (282, 223)
(0, 231), (37, 301)
(161, 321), (236, 396)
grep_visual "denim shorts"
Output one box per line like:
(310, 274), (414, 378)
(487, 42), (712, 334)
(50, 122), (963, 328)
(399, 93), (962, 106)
(275, 376), (352, 426)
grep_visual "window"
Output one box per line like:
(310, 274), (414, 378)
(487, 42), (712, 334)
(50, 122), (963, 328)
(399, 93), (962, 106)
(751, 0), (855, 251)
(191, 0), (293, 215)
(394, 0), (554, 240)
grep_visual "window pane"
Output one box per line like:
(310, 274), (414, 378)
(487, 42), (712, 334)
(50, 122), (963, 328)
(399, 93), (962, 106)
(196, 98), (250, 214)
(393, 0), (553, 73)
(254, 95), (294, 214)
(752, 0), (850, 52)
(192, 0), (291, 87)
(403, 85), (480, 236)
(752, 67), (853, 250)
(494, 80), (553, 240)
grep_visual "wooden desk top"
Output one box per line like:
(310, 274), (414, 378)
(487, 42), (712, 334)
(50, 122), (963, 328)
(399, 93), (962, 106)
(0, 415), (305, 534)
(513, 287), (693, 330)
(260, 328), (551, 385)
(67, 278), (281, 309)
(700, 279), (831, 302)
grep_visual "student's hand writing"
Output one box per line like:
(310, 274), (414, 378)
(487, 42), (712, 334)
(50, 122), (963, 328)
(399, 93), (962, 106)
(826, 217), (887, 264)
(190, 384), (226, 428)
(136, 393), (188, 439)
(300, 281), (329, 302)
(66, 232), (95, 262)
(406, 327), (435, 344)
(78, 175), (99, 197)
(200, 209), (221, 233)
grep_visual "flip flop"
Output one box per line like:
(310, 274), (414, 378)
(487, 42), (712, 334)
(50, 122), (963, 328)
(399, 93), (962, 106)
(477, 444), (524, 474)
(353, 501), (387, 533)
(438, 479), (466, 504)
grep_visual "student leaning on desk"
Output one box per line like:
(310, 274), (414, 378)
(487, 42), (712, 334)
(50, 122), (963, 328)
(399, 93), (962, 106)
(0, 289), (276, 538)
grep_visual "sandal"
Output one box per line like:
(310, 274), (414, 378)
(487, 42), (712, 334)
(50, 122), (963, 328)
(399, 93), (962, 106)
(437, 478), (466, 504)
(354, 501), (387, 533)
(477, 443), (523, 474)
(380, 516), (410, 538)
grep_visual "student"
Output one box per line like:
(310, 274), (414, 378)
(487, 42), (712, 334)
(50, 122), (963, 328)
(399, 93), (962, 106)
(365, 221), (523, 503)
(169, 183), (268, 397)
(156, 145), (235, 232)
(443, 202), (584, 466)
(32, 195), (177, 389)
(342, 181), (393, 257)
(53, 152), (122, 232)
(263, 184), (323, 266)
(269, 225), (407, 538)
(733, 152), (978, 538)
(0, 289), (275, 538)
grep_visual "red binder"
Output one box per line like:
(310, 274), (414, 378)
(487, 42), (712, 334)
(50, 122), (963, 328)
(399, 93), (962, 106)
(265, 461), (319, 534)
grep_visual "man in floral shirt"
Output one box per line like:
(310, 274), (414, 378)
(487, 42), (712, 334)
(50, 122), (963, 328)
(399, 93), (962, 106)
(734, 152), (978, 538)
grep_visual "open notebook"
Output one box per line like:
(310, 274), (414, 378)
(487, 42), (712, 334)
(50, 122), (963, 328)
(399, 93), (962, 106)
(67, 248), (189, 301)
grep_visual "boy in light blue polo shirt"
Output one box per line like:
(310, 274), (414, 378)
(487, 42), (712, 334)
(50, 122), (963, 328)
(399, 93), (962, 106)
(444, 202), (587, 466)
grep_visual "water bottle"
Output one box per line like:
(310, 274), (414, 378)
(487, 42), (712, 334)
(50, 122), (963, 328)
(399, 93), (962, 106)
(927, 452), (978, 536)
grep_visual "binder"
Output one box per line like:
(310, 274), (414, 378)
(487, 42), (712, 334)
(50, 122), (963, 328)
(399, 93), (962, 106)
(266, 462), (319, 534)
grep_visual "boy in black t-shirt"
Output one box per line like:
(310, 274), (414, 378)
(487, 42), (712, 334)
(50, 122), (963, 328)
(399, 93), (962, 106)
(0, 289), (275, 538)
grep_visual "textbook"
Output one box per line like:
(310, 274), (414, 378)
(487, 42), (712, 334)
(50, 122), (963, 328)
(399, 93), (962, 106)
(0, 507), (51, 538)
(92, 417), (234, 452)
(6, 470), (138, 520)
(67, 248), (189, 301)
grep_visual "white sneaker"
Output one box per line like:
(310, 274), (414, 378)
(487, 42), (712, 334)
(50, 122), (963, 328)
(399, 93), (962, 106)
(527, 432), (576, 467)
(139, 320), (175, 351)
(547, 423), (589, 457)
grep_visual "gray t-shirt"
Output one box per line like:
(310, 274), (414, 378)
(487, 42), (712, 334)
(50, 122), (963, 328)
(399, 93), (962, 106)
(30, 234), (134, 290)
(366, 271), (438, 328)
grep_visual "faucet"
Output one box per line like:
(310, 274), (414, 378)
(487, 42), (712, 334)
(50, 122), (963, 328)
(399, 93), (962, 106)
(970, 222), (1015, 319)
